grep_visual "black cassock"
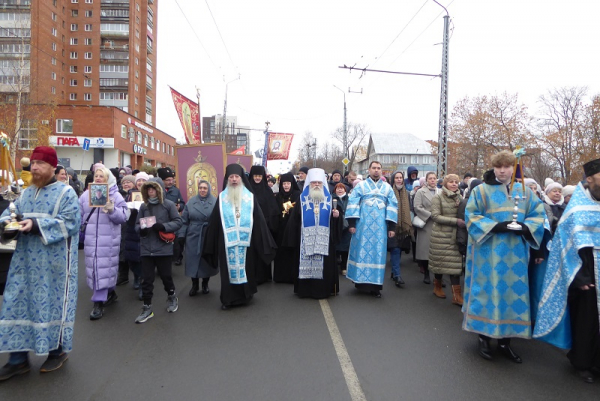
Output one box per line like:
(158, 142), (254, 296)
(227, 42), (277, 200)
(282, 201), (343, 299)
(273, 188), (301, 283)
(203, 196), (277, 307)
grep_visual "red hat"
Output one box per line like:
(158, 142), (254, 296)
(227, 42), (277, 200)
(30, 146), (58, 168)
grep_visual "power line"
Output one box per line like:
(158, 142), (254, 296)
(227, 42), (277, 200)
(174, 0), (220, 72)
(204, 0), (238, 75)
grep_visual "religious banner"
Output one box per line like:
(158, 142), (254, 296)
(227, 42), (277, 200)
(267, 132), (294, 161)
(226, 153), (253, 174)
(231, 145), (245, 155)
(169, 86), (201, 145)
(175, 143), (226, 203)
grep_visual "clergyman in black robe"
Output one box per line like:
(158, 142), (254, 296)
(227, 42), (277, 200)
(283, 168), (343, 299)
(203, 164), (277, 309)
(248, 165), (279, 284)
(273, 173), (301, 283)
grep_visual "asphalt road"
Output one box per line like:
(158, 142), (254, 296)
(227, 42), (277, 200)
(0, 251), (597, 400)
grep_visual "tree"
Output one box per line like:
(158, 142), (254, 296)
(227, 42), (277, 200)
(535, 86), (587, 184)
(331, 123), (370, 170)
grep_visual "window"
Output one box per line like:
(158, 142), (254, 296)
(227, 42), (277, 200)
(162, 143), (165, 152)
(70, 38), (78, 45)
(136, 3), (140, 11)
(411, 155), (418, 164)
(70, 24), (78, 31)
(70, 65), (77, 73)
(84, 93), (91, 101)
(69, 79), (77, 86)
(84, 52), (92, 59)
(422, 156), (429, 164)
(156, 140), (160, 151)
(52, 42), (57, 51)
(85, 10), (93, 17)
(52, 12), (57, 21)
(146, 61), (152, 72)
(137, 131), (142, 144)
(144, 134), (148, 146)
(84, 65), (92, 73)
(69, 93), (77, 100)
(399, 156), (407, 164)
(51, 57), (57, 65)
(51, 86), (56, 94)
(121, 125), (127, 138)
(84, 38), (92, 45)
(56, 119), (73, 133)
(84, 24), (92, 31)
(134, 83), (138, 92)
(135, 29), (140, 39)
(85, 0), (93, 3)
(51, 28), (57, 36)
(150, 137), (154, 149)
(51, 72), (56, 80)
(18, 120), (38, 151)
(70, 52), (77, 59)
(71, 10), (78, 17)
(99, 65), (128, 73)
(71, 0), (78, 3)
(135, 97), (138, 105)
(84, 79), (91, 87)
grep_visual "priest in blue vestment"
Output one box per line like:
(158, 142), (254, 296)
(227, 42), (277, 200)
(534, 158), (600, 383)
(346, 161), (398, 298)
(463, 150), (544, 363)
(0, 146), (80, 381)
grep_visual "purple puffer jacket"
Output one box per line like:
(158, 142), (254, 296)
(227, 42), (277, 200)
(80, 183), (128, 291)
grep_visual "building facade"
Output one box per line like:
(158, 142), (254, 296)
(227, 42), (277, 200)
(202, 114), (250, 154)
(354, 132), (437, 177)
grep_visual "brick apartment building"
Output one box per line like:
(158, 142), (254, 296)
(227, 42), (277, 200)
(202, 114), (250, 154)
(1, 0), (176, 171)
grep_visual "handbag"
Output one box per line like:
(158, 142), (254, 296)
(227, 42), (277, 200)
(79, 209), (97, 248)
(159, 231), (176, 243)
(412, 215), (426, 229)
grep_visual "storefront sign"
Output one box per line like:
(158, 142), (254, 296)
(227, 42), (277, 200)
(133, 144), (147, 155)
(128, 117), (154, 134)
(50, 136), (114, 148)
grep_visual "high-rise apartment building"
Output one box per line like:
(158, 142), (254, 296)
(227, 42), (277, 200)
(0, 0), (174, 170)
(0, 0), (157, 124)
(202, 114), (250, 154)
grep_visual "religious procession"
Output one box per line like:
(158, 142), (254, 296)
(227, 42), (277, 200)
(0, 141), (599, 387)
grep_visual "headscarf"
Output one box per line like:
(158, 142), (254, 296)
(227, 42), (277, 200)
(390, 171), (412, 237)
(196, 179), (215, 203)
(278, 172), (300, 196)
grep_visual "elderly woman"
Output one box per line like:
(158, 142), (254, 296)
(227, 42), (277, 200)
(179, 180), (218, 296)
(387, 171), (412, 287)
(543, 182), (566, 233)
(428, 174), (464, 304)
(413, 172), (440, 284)
(80, 166), (128, 320)
(524, 178), (542, 199)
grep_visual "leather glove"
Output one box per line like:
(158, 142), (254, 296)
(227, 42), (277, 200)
(491, 221), (512, 233)
(153, 222), (165, 232)
(103, 201), (114, 214)
(140, 228), (149, 237)
(515, 222), (534, 240)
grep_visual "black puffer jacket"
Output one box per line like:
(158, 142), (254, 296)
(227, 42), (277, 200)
(135, 177), (183, 257)
(457, 179), (482, 255)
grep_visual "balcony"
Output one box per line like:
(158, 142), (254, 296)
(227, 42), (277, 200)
(0, 0), (31, 10)
(146, 45), (153, 54)
(99, 78), (128, 89)
(100, 44), (128, 51)
(100, 50), (129, 61)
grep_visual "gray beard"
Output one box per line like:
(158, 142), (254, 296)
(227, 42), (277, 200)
(309, 187), (325, 203)
(227, 183), (243, 208)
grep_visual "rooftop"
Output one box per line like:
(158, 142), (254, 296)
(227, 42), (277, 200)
(370, 132), (433, 155)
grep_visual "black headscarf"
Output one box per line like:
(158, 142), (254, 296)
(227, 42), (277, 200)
(248, 165), (279, 231)
(276, 172), (301, 203)
(223, 163), (252, 191)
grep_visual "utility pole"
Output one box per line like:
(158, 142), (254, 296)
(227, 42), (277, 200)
(222, 75), (240, 142)
(435, 2), (450, 178)
(333, 85), (348, 172)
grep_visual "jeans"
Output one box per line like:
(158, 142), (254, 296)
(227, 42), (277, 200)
(390, 248), (401, 278)
(8, 345), (63, 365)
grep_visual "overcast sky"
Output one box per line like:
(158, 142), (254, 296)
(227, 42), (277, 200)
(155, 0), (600, 171)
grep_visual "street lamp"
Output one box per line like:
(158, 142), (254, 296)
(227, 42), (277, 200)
(333, 85), (348, 172)
(222, 74), (240, 141)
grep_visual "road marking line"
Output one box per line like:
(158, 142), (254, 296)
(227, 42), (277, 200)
(319, 299), (367, 401)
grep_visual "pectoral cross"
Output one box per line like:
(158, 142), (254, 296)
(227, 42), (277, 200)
(235, 207), (240, 219)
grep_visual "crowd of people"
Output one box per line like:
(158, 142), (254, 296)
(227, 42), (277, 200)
(0, 145), (599, 385)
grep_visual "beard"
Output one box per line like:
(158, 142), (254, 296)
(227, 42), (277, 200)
(227, 182), (243, 208)
(309, 186), (325, 203)
(31, 170), (54, 187)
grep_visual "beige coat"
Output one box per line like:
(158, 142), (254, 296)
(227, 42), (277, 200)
(414, 186), (440, 261)
(428, 187), (463, 275)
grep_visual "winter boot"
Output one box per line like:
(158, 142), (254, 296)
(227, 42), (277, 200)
(451, 285), (463, 306)
(433, 279), (446, 298)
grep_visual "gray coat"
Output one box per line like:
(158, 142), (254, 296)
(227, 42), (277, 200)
(428, 188), (463, 275)
(178, 191), (218, 279)
(413, 186), (440, 261)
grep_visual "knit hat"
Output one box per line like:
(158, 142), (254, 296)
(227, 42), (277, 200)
(93, 163), (105, 172)
(544, 177), (554, 188)
(545, 182), (563, 194)
(562, 185), (576, 198)
(122, 175), (137, 185)
(135, 172), (150, 183)
(299, 166), (309, 174)
(30, 146), (58, 168)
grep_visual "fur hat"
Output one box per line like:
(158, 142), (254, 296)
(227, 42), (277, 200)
(30, 146), (58, 168)
(157, 167), (175, 180)
(583, 158), (600, 177)
(545, 182), (563, 194)
(562, 185), (576, 198)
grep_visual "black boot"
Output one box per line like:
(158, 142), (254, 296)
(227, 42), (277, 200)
(201, 278), (209, 294)
(189, 278), (199, 297)
(423, 269), (431, 285)
(498, 339), (522, 363)
(478, 336), (492, 360)
(90, 302), (103, 320)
